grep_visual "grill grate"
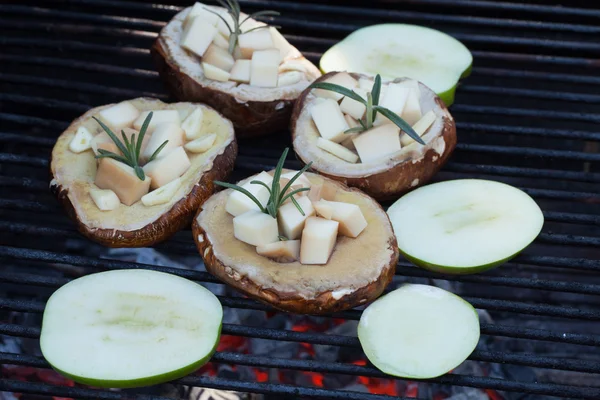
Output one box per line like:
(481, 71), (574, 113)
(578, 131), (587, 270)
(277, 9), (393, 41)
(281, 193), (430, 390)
(2, 0), (600, 399)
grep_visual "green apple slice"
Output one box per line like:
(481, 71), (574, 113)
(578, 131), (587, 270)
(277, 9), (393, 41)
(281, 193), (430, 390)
(320, 24), (472, 106)
(387, 179), (544, 274)
(358, 284), (480, 379)
(40, 269), (223, 388)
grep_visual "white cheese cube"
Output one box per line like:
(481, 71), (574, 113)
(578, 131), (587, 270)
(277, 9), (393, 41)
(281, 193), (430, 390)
(328, 201), (368, 238)
(307, 183), (337, 202)
(185, 3), (219, 28)
(310, 98), (349, 143)
(257, 240), (300, 263)
(353, 124), (401, 164)
(341, 115), (359, 150)
(215, 10), (234, 37)
(238, 29), (275, 59)
(374, 84), (411, 126)
(313, 199), (333, 220)
(202, 62), (231, 82)
(316, 138), (359, 163)
(182, 108), (204, 140)
(225, 171), (273, 217)
(97, 101), (140, 131)
(277, 196), (315, 240)
(141, 177), (182, 206)
(203, 44), (235, 72)
(401, 88), (422, 125)
(233, 45), (244, 60)
(279, 59), (309, 74)
(358, 78), (374, 91)
(185, 133), (217, 153)
(270, 27), (294, 59)
(339, 88), (367, 120)
(280, 171), (311, 189)
(95, 159), (151, 206)
(69, 126), (94, 153)
(313, 72), (358, 101)
(233, 210), (279, 246)
(181, 16), (218, 58)
(401, 110), (437, 146)
(89, 188), (120, 211)
(230, 60), (251, 83)
(278, 71), (303, 87)
(141, 122), (184, 162)
(300, 217), (339, 265)
(250, 49), (280, 88)
(213, 32), (230, 49)
(133, 110), (180, 133)
(397, 79), (421, 97)
(143, 146), (191, 189)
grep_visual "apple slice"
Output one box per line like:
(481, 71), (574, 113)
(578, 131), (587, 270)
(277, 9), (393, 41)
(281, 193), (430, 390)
(320, 24), (472, 106)
(358, 284), (479, 379)
(40, 269), (222, 388)
(387, 179), (544, 274)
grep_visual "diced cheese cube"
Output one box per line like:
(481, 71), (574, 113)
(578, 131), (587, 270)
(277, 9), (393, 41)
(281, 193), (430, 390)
(280, 171), (311, 189)
(203, 44), (235, 72)
(180, 16), (218, 58)
(401, 110), (437, 146)
(215, 10), (234, 37)
(313, 199), (333, 220)
(270, 27), (294, 60)
(89, 188), (120, 211)
(202, 62), (231, 82)
(229, 60), (251, 83)
(185, 133), (217, 153)
(341, 115), (359, 150)
(133, 110), (180, 134)
(278, 71), (303, 87)
(143, 146), (191, 189)
(69, 126), (94, 153)
(328, 201), (368, 238)
(121, 127), (152, 155)
(91, 132), (120, 156)
(277, 196), (315, 240)
(95, 158), (151, 206)
(279, 59), (308, 74)
(233, 45), (244, 60)
(225, 171), (273, 217)
(182, 108), (204, 140)
(353, 124), (401, 164)
(316, 137), (359, 163)
(313, 72), (358, 101)
(310, 98), (349, 143)
(401, 88), (422, 126)
(141, 177), (182, 206)
(397, 79), (421, 97)
(97, 101), (140, 131)
(374, 84), (411, 126)
(358, 78), (374, 91)
(300, 217), (339, 265)
(250, 49), (280, 87)
(256, 240), (300, 263)
(213, 32), (230, 49)
(185, 2), (219, 29)
(233, 210), (279, 246)
(238, 29), (274, 59)
(339, 88), (367, 120)
(278, 177), (304, 204)
(307, 182), (337, 202)
(141, 122), (183, 162)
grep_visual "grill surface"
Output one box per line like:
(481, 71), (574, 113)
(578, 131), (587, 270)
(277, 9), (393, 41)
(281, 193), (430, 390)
(2, 0), (600, 399)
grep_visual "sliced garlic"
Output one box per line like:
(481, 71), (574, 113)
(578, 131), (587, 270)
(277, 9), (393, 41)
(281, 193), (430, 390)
(202, 62), (230, 82)
(185, 133), (217, 153)
(141, 177), (182, 206)
(69, 126), (94, 153)
(89, 188), (120, 211)
(182, 108), (204, 140)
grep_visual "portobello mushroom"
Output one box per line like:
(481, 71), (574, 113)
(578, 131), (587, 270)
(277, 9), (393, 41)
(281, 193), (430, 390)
(50, 98), (237, 247)
(291, 72), (456, 201)
(192, 170), (398, 314)
(152, 2), (321, 137)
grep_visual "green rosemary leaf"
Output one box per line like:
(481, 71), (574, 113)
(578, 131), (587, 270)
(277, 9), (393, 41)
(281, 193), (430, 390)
(278, 235), (288, 241)
(92, 117), (129, 156)
(134, 165), (145, 181)
(147, 140), (169, 163)
(308, 82), (367, 105)
(278, 161), (312, 204)
(371, 74), (382, 120)
(358, 119), (367, 129)
(250, 180), (272, 194)
(373, 106), (425, 145)
(344, 126), (365, 134)
(290, 196), (305, 216)
(214, 180), (266, 213)
(271, 148), (288, 208)
(366, 92), (374, 129)
(95, 150), (131, 165)
(243, 25), (274, 34)
(280, 187), (310, 205)
(266, 202), (277, 218)
(136, 112), (153, 158)
(120, 130), (134, 164)
(204, 7), (234, 34)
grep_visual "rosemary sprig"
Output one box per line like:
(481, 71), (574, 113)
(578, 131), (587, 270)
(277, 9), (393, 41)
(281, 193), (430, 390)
(215, 148), (312, 219)
(308, 74), (425, 145)
(93, 112), (168, 181)
(204, 0), (280, 55)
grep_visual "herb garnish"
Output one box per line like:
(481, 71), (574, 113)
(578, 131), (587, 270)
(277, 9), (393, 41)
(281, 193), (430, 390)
(93, 112), (168, 181)
(205, 0), (280, 55)
(308, 74), (425, 145)
(215, 148), (312, 218)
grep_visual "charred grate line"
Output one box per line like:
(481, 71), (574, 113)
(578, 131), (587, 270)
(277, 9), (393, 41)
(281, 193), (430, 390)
(459, 85), (600, 104)
(445, 162), (600, 183)
(469, 51), (600, 68)
(456, 123), (600, 142)
(453, 105), (600, 124)
(0, 133), (56, 147)
(0, 37), (151, 58)
(0, 153), (48, 167)
(0, 93), (90, 113)
(0, 176), (47, 191)
(0, 113), (66, 129)
(456, 144), (600, 163)
(474, 67), (600, 85)
(0, 199), (57, 213)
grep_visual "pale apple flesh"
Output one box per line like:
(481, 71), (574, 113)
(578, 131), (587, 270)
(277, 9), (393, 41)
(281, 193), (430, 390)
(40, 270), (222, 388)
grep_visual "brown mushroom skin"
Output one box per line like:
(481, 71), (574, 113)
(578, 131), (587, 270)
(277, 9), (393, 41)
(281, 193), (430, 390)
(290, 72), (457, 201)
(192, 176), (399, 315)
(50, 101), (238, 248)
